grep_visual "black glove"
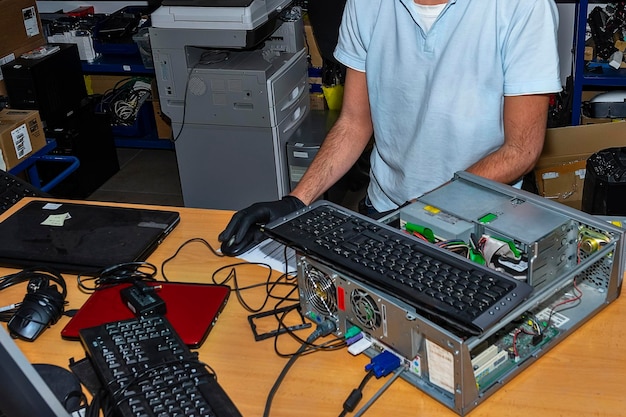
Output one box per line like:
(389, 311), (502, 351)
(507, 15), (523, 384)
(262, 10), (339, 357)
(218, 196), (306, 256)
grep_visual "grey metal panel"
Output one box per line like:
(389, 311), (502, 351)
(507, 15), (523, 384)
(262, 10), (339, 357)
(268, 49), (308, 125)
(172, 94), (308, 210)
(173, 123), (280, 210)
(419, 175), (571, 244)
(149, 26), (250, 50)
(150, 26), (306, 125)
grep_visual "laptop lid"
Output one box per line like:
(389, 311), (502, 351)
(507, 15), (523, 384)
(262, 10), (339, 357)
(61, 282), (231, 348)
(0, 200), (180, 274)
(0, 325), (72, 417)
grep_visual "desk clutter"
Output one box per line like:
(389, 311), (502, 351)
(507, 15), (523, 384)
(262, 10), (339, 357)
(0, 259), (240, 417)
(0, 185), (625, 416)
(61, 281), (230, 348)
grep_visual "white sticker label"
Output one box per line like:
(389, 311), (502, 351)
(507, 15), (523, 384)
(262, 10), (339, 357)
(536, 308), (570, 328)
(22, 6), (39, 37)
(425, 339), (455, 394)
(541, 171), (559, 180)
(42, 203), (63, 210)
(10, 123), (32, 159)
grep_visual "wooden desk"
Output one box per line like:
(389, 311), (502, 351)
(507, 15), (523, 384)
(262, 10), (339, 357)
(1, 198), (625, 417)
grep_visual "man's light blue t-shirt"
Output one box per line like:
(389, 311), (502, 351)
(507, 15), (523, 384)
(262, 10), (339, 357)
(334, 0), (563, 211)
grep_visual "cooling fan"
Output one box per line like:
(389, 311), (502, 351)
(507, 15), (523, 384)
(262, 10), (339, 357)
(300, 263), (338, 320)
(350, 288), (382, 331)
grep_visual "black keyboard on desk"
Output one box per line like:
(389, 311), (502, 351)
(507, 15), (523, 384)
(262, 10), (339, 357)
(263, 201), (533, 335)
(0, 170), (45, 214)
(79, 315), (242, 417)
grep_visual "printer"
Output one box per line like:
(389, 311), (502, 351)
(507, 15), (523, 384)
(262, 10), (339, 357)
(152, 0), (292, 28)
(149, 0), (309, 210)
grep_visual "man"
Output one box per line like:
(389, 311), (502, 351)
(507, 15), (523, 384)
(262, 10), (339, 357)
(219, 0), (562, 256)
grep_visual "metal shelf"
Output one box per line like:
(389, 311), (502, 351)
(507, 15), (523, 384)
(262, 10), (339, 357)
(82, 53), (170, 148)
(82, 53), (154, 75)
(9, 139), (80, 192)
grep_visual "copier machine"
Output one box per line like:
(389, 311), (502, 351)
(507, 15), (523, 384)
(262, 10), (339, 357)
(150, 0), (309, 209)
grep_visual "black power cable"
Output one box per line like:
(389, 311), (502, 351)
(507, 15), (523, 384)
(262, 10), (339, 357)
(0, 267), (68, 341)
(263, 320), (336, 417)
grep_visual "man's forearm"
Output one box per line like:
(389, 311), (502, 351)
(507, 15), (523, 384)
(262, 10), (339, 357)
(289, 68), (373, 205)
(467, 94), (550, 184)
(466, 140), (542, 184)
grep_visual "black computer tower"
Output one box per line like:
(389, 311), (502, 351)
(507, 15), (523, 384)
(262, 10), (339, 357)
(1, 43), (87, 128)
(37, 96), (120, 199)
(581, 147), (626, 215)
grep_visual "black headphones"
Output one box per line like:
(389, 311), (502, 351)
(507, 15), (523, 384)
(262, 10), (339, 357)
(1, 267), (67, 341)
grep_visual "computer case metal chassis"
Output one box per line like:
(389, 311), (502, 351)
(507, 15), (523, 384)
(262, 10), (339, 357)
(296, 172), (625, 415)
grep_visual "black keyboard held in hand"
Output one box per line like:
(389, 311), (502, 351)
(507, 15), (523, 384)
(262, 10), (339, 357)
(79, 316), (243, 417)
(0, 170), (46, 214)
(263, 201), (533, 335)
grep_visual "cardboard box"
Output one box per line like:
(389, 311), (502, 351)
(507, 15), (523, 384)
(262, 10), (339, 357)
(84, 75), (129, 95)
(581, 115), (614, 124)
(534, 122), (626, 209)
(0, 109), (46, 171)
(309, 92), (327, 111)
(0, 0), (45, 95)
(535, 160), (587, 208)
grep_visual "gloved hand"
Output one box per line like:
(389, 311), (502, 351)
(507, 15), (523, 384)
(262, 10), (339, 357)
(218, 196), (306, 256)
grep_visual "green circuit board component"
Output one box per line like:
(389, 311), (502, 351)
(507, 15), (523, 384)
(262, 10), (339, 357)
(475, 325), (560, 390)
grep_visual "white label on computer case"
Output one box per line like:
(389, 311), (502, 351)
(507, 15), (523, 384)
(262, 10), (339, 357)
(536, 308), (570, 328)
(425, 339), (455, 394)
(41, 213), (71, 226)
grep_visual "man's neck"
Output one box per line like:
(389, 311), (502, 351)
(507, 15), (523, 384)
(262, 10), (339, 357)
(414, 0), (447, 4)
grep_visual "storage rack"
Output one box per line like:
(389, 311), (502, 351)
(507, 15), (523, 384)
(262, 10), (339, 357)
(571, 0), (626, 124)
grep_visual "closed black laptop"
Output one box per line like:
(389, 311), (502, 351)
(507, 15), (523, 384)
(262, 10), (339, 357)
(0, 200), (180, 274)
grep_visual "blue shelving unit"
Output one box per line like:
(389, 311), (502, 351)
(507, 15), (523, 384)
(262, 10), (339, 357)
(9, 139), (80, 192)
(82, 53), (154, 75)
(571, 0), (626, 124)
(114, 133), (174, 149)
